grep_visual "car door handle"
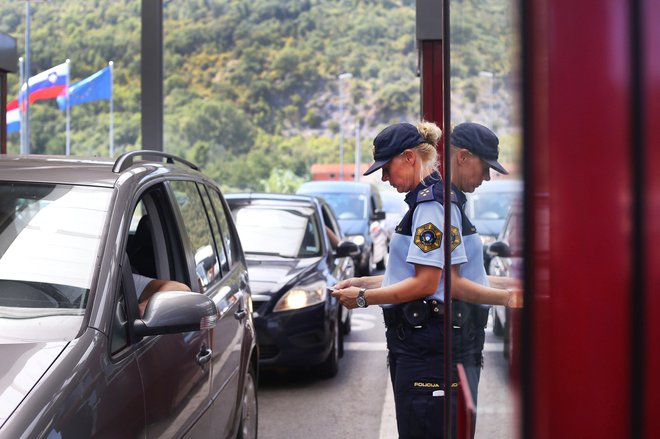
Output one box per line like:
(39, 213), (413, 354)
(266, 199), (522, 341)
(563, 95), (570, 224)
(234, 308), (247, 320)
(196, 347), (213, 366)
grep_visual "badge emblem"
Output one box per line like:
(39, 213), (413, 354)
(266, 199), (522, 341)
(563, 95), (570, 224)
(449, 225), (461, 251)
(414, 222), (442, 253)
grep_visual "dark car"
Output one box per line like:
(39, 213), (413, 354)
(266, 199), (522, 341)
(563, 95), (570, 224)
(487, 200), (523, 364)
(0, 152), (258, 438)
(296, 181), (387, 275)
(465, 179), (523, 269)
(225, 193), (358, 378)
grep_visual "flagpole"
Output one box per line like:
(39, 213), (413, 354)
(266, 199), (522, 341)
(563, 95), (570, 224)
(23, 0), (31, 155)
(65, 59), (70, 155)
(109, 61), (114, 157)
(19, 57), (23, 154)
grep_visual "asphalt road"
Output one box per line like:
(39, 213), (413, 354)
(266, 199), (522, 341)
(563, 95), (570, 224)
(257, 282), (516, 438)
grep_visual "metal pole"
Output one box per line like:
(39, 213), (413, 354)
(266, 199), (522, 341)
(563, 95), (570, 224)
(23, 1), (30, 155)
(65, 59), (70, 155)
(109, 61), (114, 157)
(18, 56), (23, 154)
(442, 0), (453, 435)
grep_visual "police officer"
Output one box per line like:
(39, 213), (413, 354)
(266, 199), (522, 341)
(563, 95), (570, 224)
(332, 121), (522, 438)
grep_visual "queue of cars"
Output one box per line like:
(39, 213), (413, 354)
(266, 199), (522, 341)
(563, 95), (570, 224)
(0, 150), (393, 437)
(487, 200), (523, 364)
(465, 179), (523, 270)
(464, 179), (523, 361)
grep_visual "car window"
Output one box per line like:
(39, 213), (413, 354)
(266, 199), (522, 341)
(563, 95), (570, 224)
(321, 204), (340, 237)
(0, 183), (112, 343)
(170, 181), (222, 292)
(208, 189), (238, 267)
(201, 186), (229, 274)
(470, 191), (519, 220)
(231, 205), (321, 258)
(0, 184), (111, 308)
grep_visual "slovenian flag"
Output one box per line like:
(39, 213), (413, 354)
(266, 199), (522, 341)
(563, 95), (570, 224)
(56, 66), (111, 111)
(20, 62), (69, 106)
(6, 99), (20, 134)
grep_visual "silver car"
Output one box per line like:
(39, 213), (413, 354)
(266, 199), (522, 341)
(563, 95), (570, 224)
(0, 152), (258, 438)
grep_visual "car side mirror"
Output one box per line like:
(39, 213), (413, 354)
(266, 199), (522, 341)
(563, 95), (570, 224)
(372, 210), (386, 221)
(488, 240), (511, 258)
(335, 240), (360, 258)
(133, 291), (218, 337)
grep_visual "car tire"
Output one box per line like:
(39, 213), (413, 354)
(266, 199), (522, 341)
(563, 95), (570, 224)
(492, 309), (504, 337)
(359, 248), (374, 276)
(342, 309), (352, 335)
(317, 318), (339, 378)
(237, 364), (258, 439)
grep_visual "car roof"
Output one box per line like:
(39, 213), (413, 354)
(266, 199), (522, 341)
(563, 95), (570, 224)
(297, 180), (374, 194)
(472, 179), (523, 194)
(225, 192), (321, 206)
(0, 152), (204, 188)
(0, 155), (119, 187)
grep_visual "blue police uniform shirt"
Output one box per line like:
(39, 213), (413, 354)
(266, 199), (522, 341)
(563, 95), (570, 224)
(381, 174), (489, 305)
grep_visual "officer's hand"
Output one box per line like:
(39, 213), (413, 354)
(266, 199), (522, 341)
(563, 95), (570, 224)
(331, 286), (360, 309)
(506, 287), (524, 308)
(333, 278), (356, 290)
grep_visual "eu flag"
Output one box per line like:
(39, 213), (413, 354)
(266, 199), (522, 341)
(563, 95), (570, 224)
(57, 66), (111, 110)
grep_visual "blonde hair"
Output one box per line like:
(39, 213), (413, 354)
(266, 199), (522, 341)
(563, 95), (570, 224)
(413, 120), (442, 177)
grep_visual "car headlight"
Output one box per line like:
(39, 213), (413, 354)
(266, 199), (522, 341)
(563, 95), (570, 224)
(273, 281), (327, 312)
(346, 234), (366, 246)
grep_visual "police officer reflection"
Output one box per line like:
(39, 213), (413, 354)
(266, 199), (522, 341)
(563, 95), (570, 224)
(331, 121), (522, 438)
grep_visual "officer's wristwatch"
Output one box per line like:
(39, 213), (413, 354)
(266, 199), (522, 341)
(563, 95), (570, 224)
(356, 288), (368, 308)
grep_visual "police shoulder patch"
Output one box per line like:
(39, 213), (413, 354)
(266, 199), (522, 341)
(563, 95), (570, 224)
(414, 222), (442, 253)
(449, 225), (462, 251)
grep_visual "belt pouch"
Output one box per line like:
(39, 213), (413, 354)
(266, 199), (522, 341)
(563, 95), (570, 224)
(452, 300), (471, 327)
(402, 301), (429, 327)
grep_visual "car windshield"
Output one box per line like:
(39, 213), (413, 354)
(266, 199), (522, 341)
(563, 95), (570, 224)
(0, 183), (112, 343)
(232, 205), (321, 258)
(313, 193), (366, 220)
(469, 191), (520, 220)
(380, 192), (407, 214)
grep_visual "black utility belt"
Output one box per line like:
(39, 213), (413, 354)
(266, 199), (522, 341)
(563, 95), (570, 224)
(383, 300), (489, 329)
(383, 300), (443, 329)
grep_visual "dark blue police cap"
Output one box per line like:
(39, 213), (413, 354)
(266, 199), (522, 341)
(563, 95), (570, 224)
(450, 122), (509, 175)
(364, 123), (426, 176)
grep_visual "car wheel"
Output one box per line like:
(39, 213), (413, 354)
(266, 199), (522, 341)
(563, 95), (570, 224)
(237, 365), (258, 439)
(337, 310), (345, 358)
(317, 317), (339, 378)
(492, 310), (504, 336)
(359, 248), (374, 276)
(342, 309), (352, 335)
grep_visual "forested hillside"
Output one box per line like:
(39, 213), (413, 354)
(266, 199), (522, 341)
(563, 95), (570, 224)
(0, 0), (515, 191)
